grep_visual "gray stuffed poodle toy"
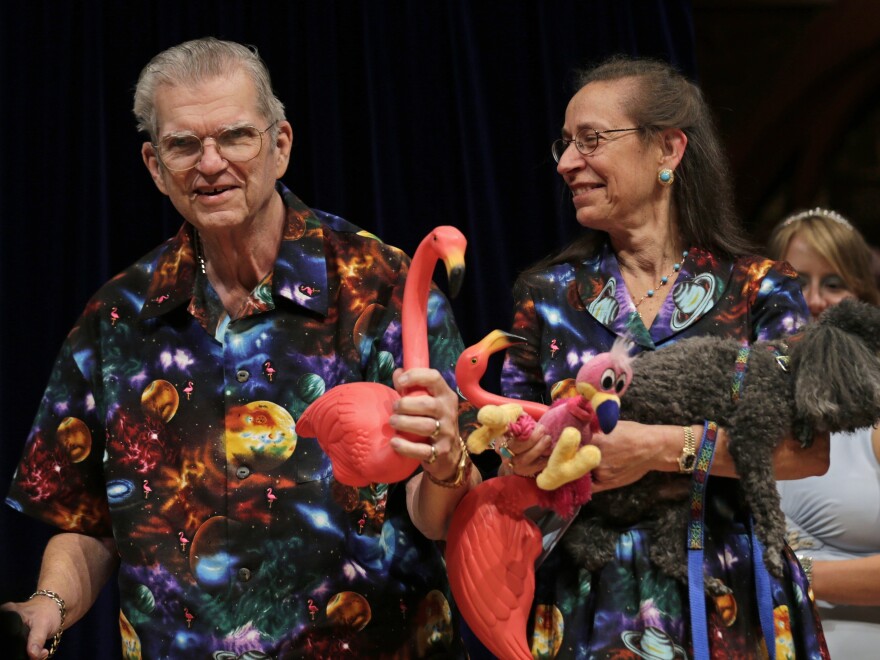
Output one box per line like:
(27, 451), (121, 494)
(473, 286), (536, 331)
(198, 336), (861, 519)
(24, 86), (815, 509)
(564, 298), (880, 594)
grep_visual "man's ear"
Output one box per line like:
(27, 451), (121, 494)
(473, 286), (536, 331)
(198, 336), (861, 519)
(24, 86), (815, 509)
(658, 127), (687, 169)
(273, 121), (294, 178)
(142, 142), (169, 196)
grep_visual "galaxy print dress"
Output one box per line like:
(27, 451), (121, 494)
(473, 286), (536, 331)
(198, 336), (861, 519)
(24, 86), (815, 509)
(498, 239), (829, 659)
(7, 185), (470, 659)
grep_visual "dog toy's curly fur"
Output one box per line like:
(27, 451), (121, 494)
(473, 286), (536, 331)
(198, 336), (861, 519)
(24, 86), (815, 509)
(563, 298), (880, 593)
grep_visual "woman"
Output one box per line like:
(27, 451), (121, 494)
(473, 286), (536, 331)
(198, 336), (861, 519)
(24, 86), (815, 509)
(770, 208), (880, 658)
(495, 56), (830, 657)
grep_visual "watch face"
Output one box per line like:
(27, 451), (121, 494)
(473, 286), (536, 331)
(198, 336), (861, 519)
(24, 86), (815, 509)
(680, 454), (696, 472)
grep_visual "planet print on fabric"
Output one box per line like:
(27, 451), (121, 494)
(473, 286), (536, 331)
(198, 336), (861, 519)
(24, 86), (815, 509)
(530, 603), (564, 658)
(132, 584), (156, 614)
(56, 417), (92, 462)
(297, 373), (326, 404)
(713, 591), (738, 627)
(118, 608), (142, 660)
(325, 591), (372, 631)
(670, 273), (716, 331)
(620, 626), (687, 658)
(190, 516), (248, 589)
(140, 379), (180, 422)
(587, 278), (619, 326)
(352, 303), (386, 356)
(225, 401), (298, 471)
(414, 590), (453, 656)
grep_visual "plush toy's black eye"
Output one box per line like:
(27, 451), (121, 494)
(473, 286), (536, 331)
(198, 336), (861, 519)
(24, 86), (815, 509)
(601, 368), (615, 390)
(615, 374), (627, 393)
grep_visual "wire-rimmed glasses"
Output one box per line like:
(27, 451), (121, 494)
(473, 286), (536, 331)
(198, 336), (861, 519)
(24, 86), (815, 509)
(551, 126), (642, 162)
(153, 122), (277, 172)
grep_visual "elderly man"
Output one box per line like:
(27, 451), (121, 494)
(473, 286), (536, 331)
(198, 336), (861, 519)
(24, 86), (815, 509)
(2, 37), (476, 659)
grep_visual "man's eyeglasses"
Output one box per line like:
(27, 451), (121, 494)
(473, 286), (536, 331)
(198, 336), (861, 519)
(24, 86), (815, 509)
(153, 122), (277, 172)
(551, 127), (642, 162)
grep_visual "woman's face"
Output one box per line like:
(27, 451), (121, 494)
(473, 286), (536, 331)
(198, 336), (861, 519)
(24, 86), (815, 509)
(556, 79), (662, 233)
(783, 232), (855, 320)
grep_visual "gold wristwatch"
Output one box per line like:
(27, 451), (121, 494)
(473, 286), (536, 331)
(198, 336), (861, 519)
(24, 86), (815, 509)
(678, 425), (697, 474)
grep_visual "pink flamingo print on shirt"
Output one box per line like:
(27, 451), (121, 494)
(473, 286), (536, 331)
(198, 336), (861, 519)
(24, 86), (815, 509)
(263, 360), (276, 382)
(178, 531), (189, 553)
(266, 487), (277, 509)
(307, 598), (319, 621)
(110, 307), (120, 326)
(184, 607), (194, 629)
(183, 381), (194, 400)
(142, 480), (152, 499)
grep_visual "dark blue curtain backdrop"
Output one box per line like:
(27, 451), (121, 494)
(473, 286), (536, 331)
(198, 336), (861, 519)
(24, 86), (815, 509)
(0, 2), (695, 657)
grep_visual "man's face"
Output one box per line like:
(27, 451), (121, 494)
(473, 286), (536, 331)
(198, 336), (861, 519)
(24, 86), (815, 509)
(141, 70), (292, 232)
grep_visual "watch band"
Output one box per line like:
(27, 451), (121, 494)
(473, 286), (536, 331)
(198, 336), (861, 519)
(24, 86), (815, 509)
(678, 425), (697, 473)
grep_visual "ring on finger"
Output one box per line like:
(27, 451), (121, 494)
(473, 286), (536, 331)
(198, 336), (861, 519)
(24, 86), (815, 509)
(425, 444), (437, 464)
(430, 419), (441, 440)
(499, 439), (516, 460)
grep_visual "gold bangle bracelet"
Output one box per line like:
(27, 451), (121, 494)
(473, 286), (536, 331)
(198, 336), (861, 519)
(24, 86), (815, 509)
(425, 437), (472, 488)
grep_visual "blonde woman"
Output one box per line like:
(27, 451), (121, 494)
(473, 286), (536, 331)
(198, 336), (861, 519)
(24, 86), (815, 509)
(770, 208), (880, 658)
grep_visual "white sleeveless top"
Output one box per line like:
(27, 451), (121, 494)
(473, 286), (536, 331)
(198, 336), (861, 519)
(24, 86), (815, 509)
(778, 427), (880, 657)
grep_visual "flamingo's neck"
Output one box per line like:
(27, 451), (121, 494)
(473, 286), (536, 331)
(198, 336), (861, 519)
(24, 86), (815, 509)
(401, 238), (436, 370)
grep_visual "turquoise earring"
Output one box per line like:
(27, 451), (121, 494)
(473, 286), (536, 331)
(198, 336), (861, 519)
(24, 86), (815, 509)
(658, 168), (675, 186)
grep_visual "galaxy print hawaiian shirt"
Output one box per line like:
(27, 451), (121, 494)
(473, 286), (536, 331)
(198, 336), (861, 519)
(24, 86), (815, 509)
(501, 239), (810, 403)
(6, 184), (470, 659)
(496, 239), (821, 659)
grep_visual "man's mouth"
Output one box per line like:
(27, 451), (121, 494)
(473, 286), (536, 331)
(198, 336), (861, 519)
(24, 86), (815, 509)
(197, 186), (234, 197)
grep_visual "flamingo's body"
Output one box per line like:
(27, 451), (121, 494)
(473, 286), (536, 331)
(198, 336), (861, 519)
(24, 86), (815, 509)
(448, 331), (633, 658)
(266, 487), (277, 508)
(296, 227), (466, 486)
(446, 475), (545, 660)
(142, 479), (152, 499)
(178, 531), (189, 552)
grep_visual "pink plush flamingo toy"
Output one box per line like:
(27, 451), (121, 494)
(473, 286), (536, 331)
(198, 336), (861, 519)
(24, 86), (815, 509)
(447, 331), (632, 659)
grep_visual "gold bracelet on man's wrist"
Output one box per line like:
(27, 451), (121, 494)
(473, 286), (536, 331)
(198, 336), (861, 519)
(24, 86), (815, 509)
(28, 589), (66, 657)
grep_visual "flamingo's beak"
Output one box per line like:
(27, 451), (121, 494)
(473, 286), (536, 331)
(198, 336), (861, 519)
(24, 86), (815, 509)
(575, 382), (621, 433)
(442, 248), (467, 298)
(594, 393), (621, 434)
(477, 329), (527, 354)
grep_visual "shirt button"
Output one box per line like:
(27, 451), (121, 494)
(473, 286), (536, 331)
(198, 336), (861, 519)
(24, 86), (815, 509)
(236, 370), (250, 382)
(235, 466), (251, 479)
(237, 567), (251, 582)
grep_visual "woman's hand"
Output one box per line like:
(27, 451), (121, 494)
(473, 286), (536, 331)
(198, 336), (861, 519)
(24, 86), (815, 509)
(388, 367), (461, 481)
(390, 367), (480, 540)
(495, 423), (552, 477)
(588, 420), (678, 492)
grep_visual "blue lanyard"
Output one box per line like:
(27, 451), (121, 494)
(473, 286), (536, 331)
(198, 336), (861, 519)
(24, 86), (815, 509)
(687, 342), (778, 659)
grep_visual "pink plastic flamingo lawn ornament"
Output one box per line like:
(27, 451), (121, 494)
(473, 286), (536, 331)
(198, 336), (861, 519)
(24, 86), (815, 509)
(447, 330), (633, 660)
(296, 227), (467, 486)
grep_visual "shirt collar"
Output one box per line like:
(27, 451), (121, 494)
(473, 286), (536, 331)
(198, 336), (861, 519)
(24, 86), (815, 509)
(576, 239), (733, 348)
(139, 182), (330, 320)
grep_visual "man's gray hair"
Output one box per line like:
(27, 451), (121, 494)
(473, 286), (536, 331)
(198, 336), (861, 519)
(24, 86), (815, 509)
(133, 37), (286, 142)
